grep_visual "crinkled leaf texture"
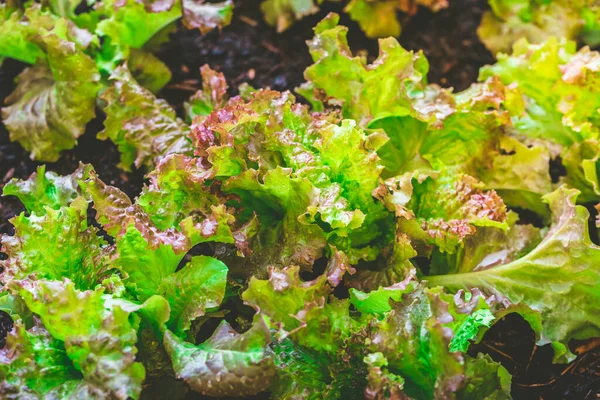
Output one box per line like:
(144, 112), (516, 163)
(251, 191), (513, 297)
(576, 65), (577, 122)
(260, 0), (319, 32)
(0, 163), (235, 398)
(260, 0), (447, 36)
(478, 0), (600, 54)
(344, 0), (447, 38)
(428, 187), (600, 357)
(96, 0), (182, 49)
(2, 164), (81, 214)
(4, 280), (146, 399)
(190, 87), (393, 275)
(301, 13), (430, 126)
(480, 38), (600, 202)
(163, 316), (275, 397)
(181, 0), (233, 34)
(243, 265), (496, 399)
(1, 17), (101, 162)
(158, 255), (228, 335)
(0, 320), (81, 398)
(99, 66), (193, 170)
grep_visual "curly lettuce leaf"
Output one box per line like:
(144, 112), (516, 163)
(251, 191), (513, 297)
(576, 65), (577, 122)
(0, 320), (81, 398)
(377, 171), (507, 253)
(224, 168), (329, 273)
(429, 211), (544, 276)
(163, 315), (275, 397)
(363, 352), (406, 400)
(0, 196), (109, 290)
(349, 270), (417, 314)
(344, 0), (401, 38)
(260, 0), (318, 32)
(458, 354), (513, 400)
(344, 230), (416, 291)
(0, 5), (53, 64)
(480, 38), (600, 202)
(244, 264), (497, 398)
(428, 187), (600, 355)
(127, 48), (172, 94)
(2, 164), (82, 214)
(77, 168), (191, 300)
(184, 64), (228, 122)
(269, 338), (334, 399)
(1, 19), (101, 162)
(158, 255), (228, 335)
(301, 13), (430, 126)
(192, 88), (395, 272)
(96, 0), (181, 49)
(478, 0), (598, 54)
(8, 280), (146, 399)
(77, 166), (234, 315)
(99, 66), (192, 170)
(181, 0), (233, 34)
(367, 285), (493, 399)
(137, 154), (229, 230)
(243, 265), (362, 354)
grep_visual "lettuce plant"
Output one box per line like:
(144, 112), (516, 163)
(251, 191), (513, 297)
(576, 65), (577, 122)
(260, 0), (448, 37)
(1, 10), (600, 400)
(0, 0), (232, 164)
(479, 0), (600, 55)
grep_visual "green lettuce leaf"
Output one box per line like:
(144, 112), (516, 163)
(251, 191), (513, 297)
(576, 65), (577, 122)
(428, 187), (600, 355)
(458, 354), (513, 400)
(0, 5), (53, 64)
(363, 352), (406, 400)
(127, 48), (172, 94)
(1, 196), (109, 290)
(8, 280), (146, 399)
(344, 0), (401, 38)
(99, 66), (192, 170)
(2, 164), (83, 214)
(376, 171), (507, 253)
(269, 338), (333, 399)
(137, 154), (230, 230)
(301, 13), (430, 126)
(192, 88), (394, 272)
(96, 0), (181, 49)
(429, 211), (544, 276)
(478, 0), (598, 54)
(163, 315), (275, 397)
(260, 0), (318, 32)
(367, 285), (493, 399)
(184, 64), (228, 122)
(480, 38), (600, 202)
(243, 265), (360, 354)
(77, 167), (190, 300)
(158, 255), (228, 335)
(181, 0), (233, 34)
(0, 320), (81, 398)
(78, 166), (231, 329)
(1, 19), (101, 161)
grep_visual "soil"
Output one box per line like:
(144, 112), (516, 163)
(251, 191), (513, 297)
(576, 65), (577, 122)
(0, 0), (598, 398)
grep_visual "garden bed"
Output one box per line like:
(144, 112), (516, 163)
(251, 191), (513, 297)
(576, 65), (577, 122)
(1, 0), (599, 398)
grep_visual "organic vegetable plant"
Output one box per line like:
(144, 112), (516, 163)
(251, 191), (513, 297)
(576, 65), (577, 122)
(259, 0), (600, 55)
(479, 0), (600, 54)
(0, 0), (232, 165)
(1, 3), (600, 400)
(260, 0), (449, 37)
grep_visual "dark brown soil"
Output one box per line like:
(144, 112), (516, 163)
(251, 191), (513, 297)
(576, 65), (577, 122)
(0, 0), (598, 398)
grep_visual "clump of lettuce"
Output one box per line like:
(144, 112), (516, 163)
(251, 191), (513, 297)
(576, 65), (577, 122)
(0, 0), (232, 164)
(479, 0), (600, 55)
(2, 10), (600, 400)
(260, 0), (448, 37)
